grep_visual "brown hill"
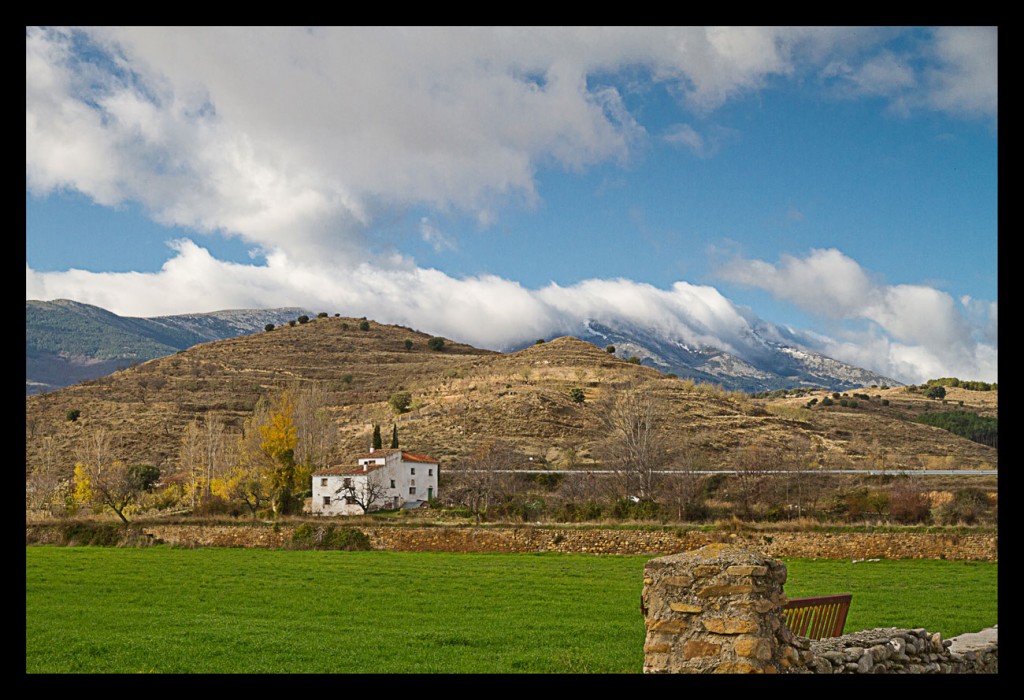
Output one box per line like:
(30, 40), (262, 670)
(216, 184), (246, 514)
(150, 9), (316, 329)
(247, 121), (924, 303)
(25, 316), (997, 485)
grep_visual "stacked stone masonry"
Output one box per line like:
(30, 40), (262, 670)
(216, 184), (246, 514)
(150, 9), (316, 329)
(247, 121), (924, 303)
(27, 523), (992, 561)
(641, 544), (997, 674)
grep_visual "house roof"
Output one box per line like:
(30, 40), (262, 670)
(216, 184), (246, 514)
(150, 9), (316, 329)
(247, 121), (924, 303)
(313, 463), (387, 477)
(350, 448), (439, 464)
(313, 449), (439, 476)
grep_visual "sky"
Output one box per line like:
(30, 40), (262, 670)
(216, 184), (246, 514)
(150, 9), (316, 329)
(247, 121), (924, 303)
(25, 26), (998, 385)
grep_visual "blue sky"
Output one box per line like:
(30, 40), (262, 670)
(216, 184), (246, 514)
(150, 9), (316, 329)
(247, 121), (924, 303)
(26, 27), (997, 384)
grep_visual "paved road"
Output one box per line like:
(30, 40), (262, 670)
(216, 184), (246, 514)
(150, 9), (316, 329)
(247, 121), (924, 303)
(462, 469), (997, 476)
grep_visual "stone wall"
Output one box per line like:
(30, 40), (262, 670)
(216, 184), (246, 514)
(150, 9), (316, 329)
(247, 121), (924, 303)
(640, 544), (998, 674)
(25, 522), (997, 561)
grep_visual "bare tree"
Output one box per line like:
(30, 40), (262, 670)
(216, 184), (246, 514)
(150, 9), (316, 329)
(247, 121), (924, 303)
(293, 382), (337, 472)
(73, 428), (156, 524)
(26, 435), (69, 516)
(335, 467), (393, 513)
(179, 419), (204, 507)
(597, 382), (669, 501)
(662, 437), (710, 522)
(202, 413), (226, 500)
(446, 439), (524, 524)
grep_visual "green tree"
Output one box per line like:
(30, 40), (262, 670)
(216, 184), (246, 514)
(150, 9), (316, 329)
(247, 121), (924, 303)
(317, 312), (328, 318)
(389, 391), (413, 414)
(568, 387), (585, 404)
(372, 425), (383, 450)
(359, 320), (371, 331)
(66, 409), (80, 422)
(535, 338), (545, 344)
(427, 337), (445, 351)
(264, 323), (275, 332)
(404, 339), (413, 351)
(391, 424), (399, 449)
(926, 385), (947, 400)
(298, 315), (310, 324)
(606, 345), (615, 354)
(628, 356), (641, 365)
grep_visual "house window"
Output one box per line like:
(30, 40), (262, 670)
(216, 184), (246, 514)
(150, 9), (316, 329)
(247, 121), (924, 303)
(323, 496), (331, 505)
(343, 477), (351, 488)
(409, 487), (416, 495)
(390, 480), (395, 488)
(428, 469), (433, 476)
(410, 467), (416, 475)
(320, 478), (328, 487)
(345, 496), (357, 505)
(410, 479), (415, 487)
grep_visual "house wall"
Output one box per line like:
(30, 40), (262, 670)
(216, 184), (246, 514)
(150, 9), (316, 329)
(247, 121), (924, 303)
(310, 452), (439, 515)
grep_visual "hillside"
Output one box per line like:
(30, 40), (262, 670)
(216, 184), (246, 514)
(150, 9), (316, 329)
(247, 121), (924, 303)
(26, 299), (315, 394)
(25, 316), (998, 489)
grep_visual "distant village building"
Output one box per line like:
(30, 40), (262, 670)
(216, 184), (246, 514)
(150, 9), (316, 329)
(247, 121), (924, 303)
(311, 448), (439, 516)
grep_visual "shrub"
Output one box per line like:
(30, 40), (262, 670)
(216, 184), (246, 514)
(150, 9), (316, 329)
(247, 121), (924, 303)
(66, 409), (81, 422)
(341, 322), (349, 330)
(288, 320), (296, 327)
(881, 399), (890, 406)
(568, 387), (585, 404)
(832, 392), (841, 399)
(889, 485), (932, 524)
(264, 323), (275, 332)
(404, 339), (413, 351)
(359, 321), (370, 331)
(297, 315), (309, 324)
(290, 524), (371, 550)
(627, 356), (641, 365)
(820, 397), (834, 406)
(605, 345), (615, 354)
(389, 391), (413, 413)
(427, 337), (445, 351)
(535, 338), (545, 344)
(937, 488), (990, 525)
(317, 312), (328, 318)
(926, 385), (947, 400)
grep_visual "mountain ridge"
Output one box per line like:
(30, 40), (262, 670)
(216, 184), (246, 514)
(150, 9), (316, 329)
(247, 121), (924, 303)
(26, 299), (903, 395)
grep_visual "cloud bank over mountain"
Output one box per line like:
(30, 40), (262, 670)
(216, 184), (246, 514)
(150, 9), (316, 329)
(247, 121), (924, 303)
(25, 27), (997, 385)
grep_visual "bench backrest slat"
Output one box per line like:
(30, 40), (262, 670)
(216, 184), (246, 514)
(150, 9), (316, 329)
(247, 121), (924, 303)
(783, 594), (852, 639)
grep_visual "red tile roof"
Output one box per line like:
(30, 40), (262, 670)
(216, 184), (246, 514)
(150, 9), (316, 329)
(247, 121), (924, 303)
(313, 449), (438, 476)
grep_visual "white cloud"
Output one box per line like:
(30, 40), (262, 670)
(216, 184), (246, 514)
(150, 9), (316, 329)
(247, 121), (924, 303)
(26, 27), (997, 384)
(715, 248), (997, 383)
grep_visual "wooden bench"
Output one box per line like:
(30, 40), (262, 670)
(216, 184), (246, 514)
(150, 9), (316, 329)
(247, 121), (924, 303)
(782, 594), (852, 640)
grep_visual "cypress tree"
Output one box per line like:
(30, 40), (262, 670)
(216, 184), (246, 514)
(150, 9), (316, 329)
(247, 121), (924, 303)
(372, 425), (382, 450)
(391, 425), (399, 449)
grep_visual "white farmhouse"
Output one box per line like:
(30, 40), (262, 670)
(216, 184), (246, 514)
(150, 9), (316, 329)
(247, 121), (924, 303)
(311, 448), (439, 516)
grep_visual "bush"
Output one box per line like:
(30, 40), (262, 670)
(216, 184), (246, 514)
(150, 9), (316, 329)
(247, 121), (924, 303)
(317, 312), (328, 318)
(427, 337), (445, 351)
(389, 391), (413, 413)
(605, 345), (615, 354)
(937, 488), (990, 525)
(889, 485), (932, 524)
(820, 397), (834, 406)
(535, 338), (545, 344)
(627, 356), (641, 365)
(568, 387), (585, 404)
(297, 315), (310, 324)
(359, 321), (370, 331)
(926, 385), (947, 400)
(288, 320), (296, 327)
(404, 339), (413, 351)
(66, 409), (81, 422)
(264, 323), (275, 332)
(290, 524), (371, 550)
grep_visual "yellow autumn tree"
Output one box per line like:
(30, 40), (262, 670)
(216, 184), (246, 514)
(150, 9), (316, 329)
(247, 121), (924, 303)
(258, 391), (300, 517)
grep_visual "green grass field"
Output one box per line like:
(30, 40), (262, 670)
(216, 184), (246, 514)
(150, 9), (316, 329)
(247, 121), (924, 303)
(25, 547), (997, 674)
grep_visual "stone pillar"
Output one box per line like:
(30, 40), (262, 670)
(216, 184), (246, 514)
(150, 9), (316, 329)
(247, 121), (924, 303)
(641, 544), (790, 673)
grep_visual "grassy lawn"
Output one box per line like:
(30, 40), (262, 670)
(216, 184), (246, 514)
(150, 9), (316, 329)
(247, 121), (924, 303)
(26, 547), (997, 674)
